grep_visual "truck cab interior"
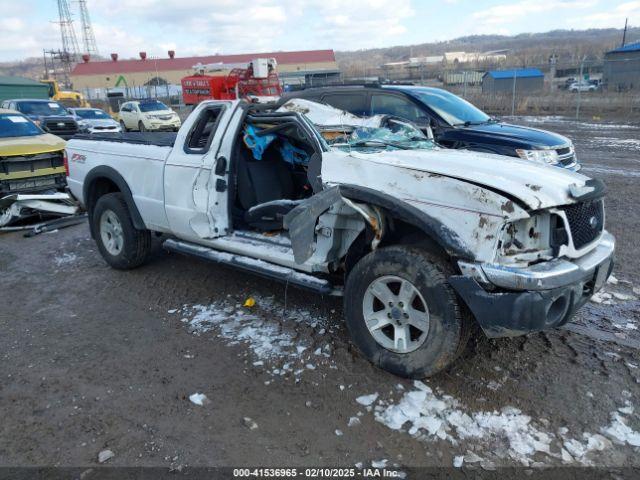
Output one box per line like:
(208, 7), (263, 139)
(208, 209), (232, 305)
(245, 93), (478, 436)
(229, 112), (322, 232)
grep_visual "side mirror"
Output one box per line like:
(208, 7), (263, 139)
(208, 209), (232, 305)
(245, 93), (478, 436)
(214, 156), (227, 176)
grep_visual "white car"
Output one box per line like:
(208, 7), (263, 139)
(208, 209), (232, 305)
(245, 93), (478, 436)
(118, 100), (181, 132)
(569, 82), (597, 92)
(69, 107), (121, 134)
(66, 99), (614, 378)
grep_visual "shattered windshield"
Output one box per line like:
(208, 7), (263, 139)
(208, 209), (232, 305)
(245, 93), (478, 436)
(331, 119), (435, 152)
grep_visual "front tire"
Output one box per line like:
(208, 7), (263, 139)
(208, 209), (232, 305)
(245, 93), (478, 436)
(92, 192), (151, 270)
(138, 121), (146, 132)
(344, 246), (470, 378)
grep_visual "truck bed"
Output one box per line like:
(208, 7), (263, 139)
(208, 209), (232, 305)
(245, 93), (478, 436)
(73, 132), (177, 147)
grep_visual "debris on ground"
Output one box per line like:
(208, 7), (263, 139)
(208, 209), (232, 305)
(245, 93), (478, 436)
(97, 449), (114, 463)
(0, 192), (79, 228)
(189, 393), (210, 406)
(242, 417), (258, 430)
(243, 297), (256, 308)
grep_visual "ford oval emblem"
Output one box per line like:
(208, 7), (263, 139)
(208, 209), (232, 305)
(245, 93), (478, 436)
(57, 122), (65, 127)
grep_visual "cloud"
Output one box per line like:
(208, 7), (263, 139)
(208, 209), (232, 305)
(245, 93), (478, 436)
(568, 1), (640, 29)
(311, 0), (414, 49)
(471, 0), (599, 28)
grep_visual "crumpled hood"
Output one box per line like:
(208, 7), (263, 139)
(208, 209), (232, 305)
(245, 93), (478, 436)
(349, 147), (589, 210)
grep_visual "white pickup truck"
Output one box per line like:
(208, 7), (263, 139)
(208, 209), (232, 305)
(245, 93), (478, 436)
(66, 99), (615, 378)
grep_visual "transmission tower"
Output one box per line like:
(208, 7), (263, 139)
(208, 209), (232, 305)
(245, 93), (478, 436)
(57, 0), (80, 61)
(78, 0), (99, 57)
(52, 0), (81, 87)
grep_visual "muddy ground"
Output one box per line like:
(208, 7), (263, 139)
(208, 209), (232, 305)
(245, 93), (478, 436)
(1, 117), (639, 476)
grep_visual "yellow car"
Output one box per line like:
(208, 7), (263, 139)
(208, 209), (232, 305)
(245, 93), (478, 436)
(0, 108), (67, 196)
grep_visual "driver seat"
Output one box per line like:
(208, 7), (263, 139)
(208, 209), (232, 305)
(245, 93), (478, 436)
(236, 146), (302, 230)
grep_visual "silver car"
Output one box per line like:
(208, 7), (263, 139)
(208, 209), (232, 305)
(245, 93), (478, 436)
(69, 108), (121, 134)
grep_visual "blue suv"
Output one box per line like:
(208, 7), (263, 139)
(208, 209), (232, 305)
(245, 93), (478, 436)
(279, 85), (580, 170)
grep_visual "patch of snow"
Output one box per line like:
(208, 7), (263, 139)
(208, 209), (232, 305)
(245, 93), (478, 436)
(189, 393), (209, 406)
(175, 296), (335, 380)
(348, 416), (361, 427)
(98, 449), (114, 463)
(335, 429), (343, 436)
(486, 381), (502, 391)
(453, 455), (464, 468)
(368, 381), (635, 466)
(356, 393), (379, 406)
(242, 417), (258, 430)
(603, 413), (640, 447)
(371, 459), (387, 468)
(612, 292), (637, 301)
(167, 309), (178, 314)
(54, 252), (77, 266)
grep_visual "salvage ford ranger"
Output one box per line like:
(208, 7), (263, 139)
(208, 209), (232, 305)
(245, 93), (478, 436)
(66, 99), (615, 378)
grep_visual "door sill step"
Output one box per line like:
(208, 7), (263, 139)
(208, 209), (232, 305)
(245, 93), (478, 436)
(163, 238), (342, 296)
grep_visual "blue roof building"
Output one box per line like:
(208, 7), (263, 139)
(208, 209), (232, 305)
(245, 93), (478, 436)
(485, 68), (544, 80)
(607, 41), (640, 54)
(482, 68), (545, 94)
(604, 42), (640, 90)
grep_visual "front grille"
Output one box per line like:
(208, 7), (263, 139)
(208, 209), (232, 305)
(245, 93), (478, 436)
(555, 145), (576, 166)
(0, 151), (64, 176)
(561, 199), (604, 249)
(43, 120), (78, 136)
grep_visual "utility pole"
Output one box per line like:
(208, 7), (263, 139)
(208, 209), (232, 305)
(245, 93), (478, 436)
(463, 70), (467, 98)
(511, 69), (517, 116)
(576, 56), (586, 120)
(622, 18), (628, 48)
(78, 0), (99, 57)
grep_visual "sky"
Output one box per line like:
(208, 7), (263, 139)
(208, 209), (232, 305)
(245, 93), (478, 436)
(0, 0), (638, 62)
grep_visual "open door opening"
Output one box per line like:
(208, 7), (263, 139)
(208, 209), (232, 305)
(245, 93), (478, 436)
(229, 114), (321, 232)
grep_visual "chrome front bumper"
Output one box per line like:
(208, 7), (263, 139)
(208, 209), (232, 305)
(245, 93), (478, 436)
(460, 232), (615, 291)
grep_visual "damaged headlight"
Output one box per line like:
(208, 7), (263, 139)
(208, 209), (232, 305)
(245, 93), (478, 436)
(497, 212), (555, 265)
(516, 149), (558, 165)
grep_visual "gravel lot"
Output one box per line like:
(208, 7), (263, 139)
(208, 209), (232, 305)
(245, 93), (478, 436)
(1, 117), (639, 475)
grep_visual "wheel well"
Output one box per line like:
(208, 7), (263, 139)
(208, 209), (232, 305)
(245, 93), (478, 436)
(86, 177), (121, 217)
(344, 213), (451, 275)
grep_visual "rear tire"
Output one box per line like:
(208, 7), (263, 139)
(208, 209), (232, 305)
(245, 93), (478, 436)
(92, 192), (151, 270)
(344, 246), (471, 378)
